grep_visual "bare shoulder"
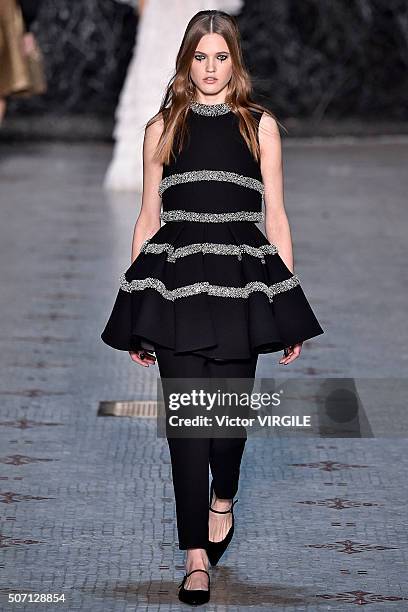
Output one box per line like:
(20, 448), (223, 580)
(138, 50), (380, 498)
(258, 111), (280, 141)
(258, 112), (281, 164)
(145, 110), (165, 137)
(143, 112), (165, 156)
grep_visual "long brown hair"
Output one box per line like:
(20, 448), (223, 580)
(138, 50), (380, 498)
(146, 10), (286, 166)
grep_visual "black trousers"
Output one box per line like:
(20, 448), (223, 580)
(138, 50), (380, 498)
(155, 345), (258, 550)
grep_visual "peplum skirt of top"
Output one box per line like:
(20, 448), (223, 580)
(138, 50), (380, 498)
(100, 216), (324, 360)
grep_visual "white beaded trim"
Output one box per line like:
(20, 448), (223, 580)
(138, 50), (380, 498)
(160, 209), (264, 222)
(158, 169), (264, 200)
(140, 239), (278, 263)
(119, 273), (300, 303)
(189, 101), (232, 116)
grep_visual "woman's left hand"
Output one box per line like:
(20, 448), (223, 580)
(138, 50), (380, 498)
(279, 342), (303, 365)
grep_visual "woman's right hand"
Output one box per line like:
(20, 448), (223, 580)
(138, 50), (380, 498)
(129, 350), (156, 367)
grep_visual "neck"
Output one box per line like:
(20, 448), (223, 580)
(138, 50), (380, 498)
(194, 95), (227, 105)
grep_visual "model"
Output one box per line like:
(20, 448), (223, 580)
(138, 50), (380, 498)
(101, 9), (324, 606)
(104, 0), (244, 191)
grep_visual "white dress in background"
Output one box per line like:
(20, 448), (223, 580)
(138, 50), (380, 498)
(105, 0), (244, 192)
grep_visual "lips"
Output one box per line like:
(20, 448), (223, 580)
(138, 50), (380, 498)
(204, 78), (217, 82)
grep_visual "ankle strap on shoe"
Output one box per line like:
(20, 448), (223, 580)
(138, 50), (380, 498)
(209, 498), (238, 513)
(178, 568), (210, 589)
(186, 569), (210, 578)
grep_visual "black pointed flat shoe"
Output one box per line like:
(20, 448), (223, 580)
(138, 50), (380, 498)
(178, 568), (210, 605)
(207, 480), (238, 567)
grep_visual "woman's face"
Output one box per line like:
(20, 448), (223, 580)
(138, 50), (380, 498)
(190, 33), (232, 99)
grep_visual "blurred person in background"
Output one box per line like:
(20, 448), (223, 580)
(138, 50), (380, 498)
(0, 0), (46, 125)
(104, 0), (244, 192)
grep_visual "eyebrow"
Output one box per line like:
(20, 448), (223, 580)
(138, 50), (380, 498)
(194, 51), (230, 55)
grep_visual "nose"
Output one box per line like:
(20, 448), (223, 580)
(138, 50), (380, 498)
(206, 59), (216, 72)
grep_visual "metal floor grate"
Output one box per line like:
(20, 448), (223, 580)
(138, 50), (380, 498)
(98, 400), (158, 418)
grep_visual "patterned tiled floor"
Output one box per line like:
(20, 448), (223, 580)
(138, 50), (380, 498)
(0, 140), (407, 611)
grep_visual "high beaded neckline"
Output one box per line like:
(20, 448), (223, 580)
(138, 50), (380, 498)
(189, 100), (232, 116)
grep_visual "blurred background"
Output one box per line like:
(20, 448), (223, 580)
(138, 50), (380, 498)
(2, 0), (407, 141)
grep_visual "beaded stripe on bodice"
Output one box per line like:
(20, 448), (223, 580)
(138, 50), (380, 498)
(118, 100), (301, 303)
(158, 100), (265, 223)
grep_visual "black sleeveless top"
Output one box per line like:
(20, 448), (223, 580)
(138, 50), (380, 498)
(160, 103), (264, 221)
(101, 100), (324, 359)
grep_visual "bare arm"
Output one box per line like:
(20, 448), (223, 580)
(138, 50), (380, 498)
(259, 112), (304, 363)
(131, 115), (163, 263)
(259, 112), (294, 274)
